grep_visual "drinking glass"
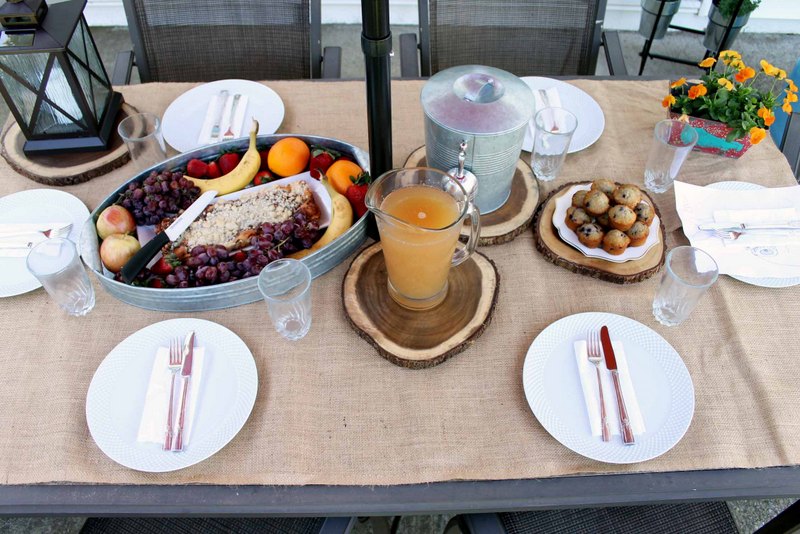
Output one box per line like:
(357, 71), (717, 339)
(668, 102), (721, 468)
(644, 119), (698, 193)
(530, 107), (578, 181)
(118, 112), (167, 172)
(652, 246), (718, 326)
(257, 259), (312, 341)
(365, 167), (481, 311)
(26, 238), (95, 316)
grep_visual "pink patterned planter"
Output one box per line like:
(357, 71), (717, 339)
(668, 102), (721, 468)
(668, 112), (753, 159)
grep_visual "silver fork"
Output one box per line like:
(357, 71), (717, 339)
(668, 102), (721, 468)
(164, 338), (183, 451)
(587, 331), (611, 442)
(222, 94), (242, 140)
(0, 222), (72, 241)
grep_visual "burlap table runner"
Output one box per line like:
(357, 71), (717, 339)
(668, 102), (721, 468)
(0, 80), (797, 486)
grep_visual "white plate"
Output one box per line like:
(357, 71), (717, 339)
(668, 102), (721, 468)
(553, 184), (661, 263)
(0, 189), (90, 298)
(86, 318), (257, 472)
(522, 312), (694, 464)
(706, 181), (800, 288)
(521, 77), (605, 154)
(162, 79), (285, 153)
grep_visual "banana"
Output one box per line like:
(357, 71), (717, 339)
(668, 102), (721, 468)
(185, 119), (260, 195)
(290, 177), (353, 259)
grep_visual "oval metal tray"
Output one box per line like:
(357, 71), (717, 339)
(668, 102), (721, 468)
(81, 134), (369, 312)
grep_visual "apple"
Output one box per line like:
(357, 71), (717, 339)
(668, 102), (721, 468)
(100, 233), (140, 273)
(97, 205), (136, 240)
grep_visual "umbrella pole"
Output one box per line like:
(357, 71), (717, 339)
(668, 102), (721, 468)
(361, 0), (393, 182)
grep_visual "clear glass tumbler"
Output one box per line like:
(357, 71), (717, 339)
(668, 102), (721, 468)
(652, 246), (719, 326)
(644, 119), (698, 193)
(26, 238), (95, 316)
(257, 259), (312, 341)
(531, 107), (578, 181)
(118, 112), (167, 172)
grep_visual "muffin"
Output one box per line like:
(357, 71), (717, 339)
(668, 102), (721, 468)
(626, 221), (650, 246)
(608, 204), (636, 232)
(565, 206), (593, 231)
(583, 190), (610, 216)
(576, 223), (604, 248)
(634, 201), (655, 226)
(602, 229), (631, 255)
(613, 184), (643, 209)
(591, 178), (617, 197)
(595, 211), (611, 229)
(571, 189), (588, 208)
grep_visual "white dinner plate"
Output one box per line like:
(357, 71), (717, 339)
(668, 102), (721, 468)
(552, 184), (661, 263)
(706, 181), (800, 288)
(86, 318), (258, 472)
(0, 189), (90, 298)
(521, 77), (605, 154)
(162, 79), (285, 153)
(523, 312), (694, 464)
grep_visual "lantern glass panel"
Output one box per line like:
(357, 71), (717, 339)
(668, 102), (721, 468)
(0, 53), (48, 126)
(67, 16), (110, 121)
(37, 59), (86, 135)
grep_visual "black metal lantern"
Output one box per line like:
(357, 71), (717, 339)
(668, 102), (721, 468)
(0, 0), (122, 155)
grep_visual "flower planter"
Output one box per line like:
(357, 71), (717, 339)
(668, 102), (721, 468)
(668, 111), (753, 158)
(639, 0), (682, 40)
(703, 3), (750, 51)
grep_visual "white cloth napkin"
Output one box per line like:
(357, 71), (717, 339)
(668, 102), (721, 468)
(574, 339), (646, 438)
(137, 346), (205, 446)
(197, 93), (249, 146)
(530, 87), (564, 134)
(674, 181), (800, 278)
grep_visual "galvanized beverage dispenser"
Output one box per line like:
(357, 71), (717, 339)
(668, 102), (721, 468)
(421, 65), (533, 214)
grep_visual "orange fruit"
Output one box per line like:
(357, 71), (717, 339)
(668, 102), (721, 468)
(267, 137), (310, 177)
(326, 160), (363, 195)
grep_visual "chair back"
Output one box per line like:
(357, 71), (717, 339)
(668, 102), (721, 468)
(123, 0), (322, 82)
(418, 0), (607, 77)
(771, 58), (800, 150)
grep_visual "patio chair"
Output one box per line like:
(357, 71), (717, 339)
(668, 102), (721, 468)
(445, 502), (738, 533)
(112, 0), (341, 85)
(399, 0), (627, 78)
(770, 58), (800, 180)
(80, 516), (355, 533)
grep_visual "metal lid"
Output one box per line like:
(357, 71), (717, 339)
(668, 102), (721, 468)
(421, 65), (533, 135)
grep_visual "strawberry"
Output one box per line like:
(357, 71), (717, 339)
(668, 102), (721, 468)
(309, 147), (339, 179)
(259, 149), (270, 170)
(150, 255), (179, 275)
(345, 172), (371, 219)
(232, 250), (247, 262)
(186, 158), (208, 177)
(206, 161), (222, 178)
(218, 152), (240, 174)
(253, 170), (274, 186)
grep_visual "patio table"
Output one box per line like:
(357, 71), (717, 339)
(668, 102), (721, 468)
(0, 79), (799, 516)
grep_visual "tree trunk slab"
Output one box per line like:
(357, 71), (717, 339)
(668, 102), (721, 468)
(342, 242), (500, 369)
(403, 145), (540, 246)
(0, 103), (137, 186)
(533, 182), (666, 284)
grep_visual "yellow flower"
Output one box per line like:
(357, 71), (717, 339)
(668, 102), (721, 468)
(784, 100), (794, 114)
(662, 95), (676, 108)
(777, 69), (787, 80)
(718, 77), (734, 91)
(698, 57), (717, 68)
(787, 79), (799, 93)
(749, 127), (766, 145)
(720, 50), (741, 65)
(760, 59), (779, 76)
(735, 66), (755, 83)
(688, 84), (708, 99)
(758, 107), (775, 127)
(729, 58), (745, 70)
(670, 77), (687, 89)
(786, 91), (799, 103)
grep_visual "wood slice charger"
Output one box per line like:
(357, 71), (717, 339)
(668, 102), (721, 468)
(533, 182), (666, 284)
(1, 103), (136, 186)
(343, 243), (499, 369)
(404, 145), (539, 245)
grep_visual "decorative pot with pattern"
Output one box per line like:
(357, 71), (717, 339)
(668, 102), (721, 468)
(668, 111), (753, 158)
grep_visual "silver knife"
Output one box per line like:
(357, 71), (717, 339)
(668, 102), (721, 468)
(209, 90), (229, 140)
(698, 221), (800, 232)
(120, 190), (217, 283)
(601, 325), (635, 445)
(173, 330), (196, 452)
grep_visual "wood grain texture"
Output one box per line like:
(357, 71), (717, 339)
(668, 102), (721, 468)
(342, 242), (499, 369)
(533, 182), (666, 284)
(0, 103), (136, 186)
(403, 145), (540, 246)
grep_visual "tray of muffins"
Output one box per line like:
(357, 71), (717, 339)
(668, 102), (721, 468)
(533, 179), (666, 284)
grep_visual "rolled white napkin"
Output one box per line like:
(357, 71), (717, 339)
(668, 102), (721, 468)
(197, 93), (250, 145)
(530, 87), (564, 133)
(137, 346), (205, 447)
(574, 339), (645, 438)
(713, 208), (800, 247)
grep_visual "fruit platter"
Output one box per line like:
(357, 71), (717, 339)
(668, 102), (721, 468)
(81, 123), (370, 311)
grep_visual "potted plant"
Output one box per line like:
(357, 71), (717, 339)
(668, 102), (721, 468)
(639, 0), (682, 40)
(703, 0), (760, 51)
(662, 50), (798, 158)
